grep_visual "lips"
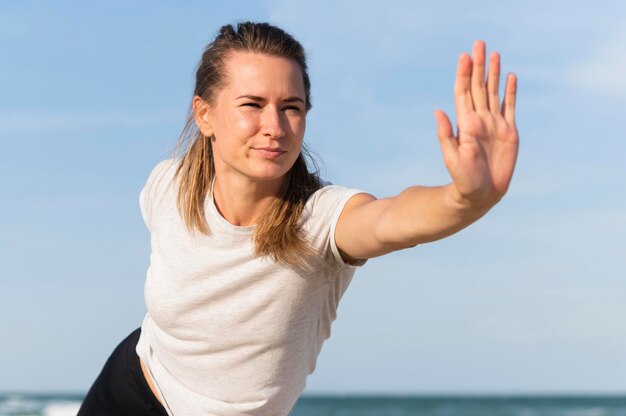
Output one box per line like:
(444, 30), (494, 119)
(253, 147), (286, 159)
(255, 147), (285, 152)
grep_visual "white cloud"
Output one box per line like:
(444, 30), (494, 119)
(568, 21), (626, 97)
(0, 110), (179, 134)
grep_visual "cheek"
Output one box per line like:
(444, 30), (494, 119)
(297, 116), (306, 135)
(231, 113), (259, 142)
(290, 116), (306, 142)
(212, 110), (258, 144)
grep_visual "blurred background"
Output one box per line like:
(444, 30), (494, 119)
(1, 0), (625, 413)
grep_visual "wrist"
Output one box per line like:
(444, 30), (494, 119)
(443, 183), (495, 216)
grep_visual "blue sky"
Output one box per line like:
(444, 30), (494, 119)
(1, 0), (625, 394)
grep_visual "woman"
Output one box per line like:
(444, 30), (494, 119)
(78, 22), (518, 416)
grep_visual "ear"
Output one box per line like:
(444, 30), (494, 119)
(192, 96), (214, 137)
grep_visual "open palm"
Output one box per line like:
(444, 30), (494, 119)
(434, 41), (519, 207)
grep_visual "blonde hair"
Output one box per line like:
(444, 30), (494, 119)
(174, 22), (321, 265)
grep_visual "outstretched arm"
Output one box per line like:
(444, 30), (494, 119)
(335, 41), (519, 261)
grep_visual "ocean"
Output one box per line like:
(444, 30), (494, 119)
(1, 393), (625, 416)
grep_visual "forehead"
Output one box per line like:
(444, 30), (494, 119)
(220, 51), (305, 98)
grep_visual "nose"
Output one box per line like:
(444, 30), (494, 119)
(261, 107), (286, 139)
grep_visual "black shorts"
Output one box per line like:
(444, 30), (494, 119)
(78, 328), (169, 416)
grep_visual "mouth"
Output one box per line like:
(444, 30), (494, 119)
(252, 147), (287, 159)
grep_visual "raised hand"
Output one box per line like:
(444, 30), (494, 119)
(434, 41), (519, 209)
(335, 41), (519, 258)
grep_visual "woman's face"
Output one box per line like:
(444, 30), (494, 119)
(200, 51), (307, 186)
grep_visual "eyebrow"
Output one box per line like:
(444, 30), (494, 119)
(235, 94), (305, 104)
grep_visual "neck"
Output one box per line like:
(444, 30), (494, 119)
(212, 173), (285, 227)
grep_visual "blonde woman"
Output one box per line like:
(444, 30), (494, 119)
(78, 21), (518, 416)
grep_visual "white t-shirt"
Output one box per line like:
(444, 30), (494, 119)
(136, 159), (365, 415)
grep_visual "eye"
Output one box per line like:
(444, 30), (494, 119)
(241, 102), (261, 108)
(283, 105), (303, 113)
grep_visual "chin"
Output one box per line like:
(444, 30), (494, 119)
(249, 162), (296, 181)
(250, 170), (290, 182)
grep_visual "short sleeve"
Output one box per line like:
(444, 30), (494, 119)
(303, 185), (368, 268)
(139, 159), (177, 231)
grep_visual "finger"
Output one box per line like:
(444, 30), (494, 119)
(487, 51), (501, 114)
(454, 53), (474, 118)
(501, 72), (517, 124)
(470, 40), (488, 112)
(434, 109), (459, 166)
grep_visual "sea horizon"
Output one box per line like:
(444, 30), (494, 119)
(2, 391), (625, 416)
(3, 390), (625, 397)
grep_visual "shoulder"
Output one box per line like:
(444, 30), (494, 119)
(300, 183), (369, 265)
(142, 158), (181, 198)
(146, 158), (179, 186)
(139, 158), (180, 230)
(305, 184), (364, 214)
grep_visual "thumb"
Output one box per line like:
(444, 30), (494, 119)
(434, 110), (459, 167)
